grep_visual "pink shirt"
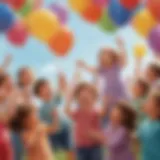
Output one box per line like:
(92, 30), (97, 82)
(0, 123), (13, 160)
(71, 108), (101, 148)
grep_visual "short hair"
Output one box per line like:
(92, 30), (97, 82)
(116, 101), (137, 131)
(74, 82), (98, 99)
(33, 79), (48, 96)
(135, 78), (150, 96)
(0, 73), (9, 87)
(149, 63), (160, 78)
(9, 105), (34, 132)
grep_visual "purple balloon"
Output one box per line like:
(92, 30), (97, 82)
(49, 3), (68, 25)
(148, 25), (160, 55)
(94, 0), (108, 6)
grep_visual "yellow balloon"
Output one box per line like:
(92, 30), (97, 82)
(134, 44), (146, 58)
(68, 0), (91, 13)
(133, 9), (157, 37)
(26, 9), (60, 42)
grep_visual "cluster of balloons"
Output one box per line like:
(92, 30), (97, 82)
(68, 0), (140, 32)
(0, 1), (74, 56)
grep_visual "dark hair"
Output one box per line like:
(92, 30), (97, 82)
(9, 105), (34, 132)
(149, 63), (160, 78)
(151, 92), (160, 119)
(33, 79), (48, 96)
(0, 73), (9, 87)
(116, 101), (137, 131)
(135, 78), (150, 96)
(74, 82), (98, 99)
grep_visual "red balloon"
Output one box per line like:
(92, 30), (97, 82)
(147, 0), (160, 20)
(6, 0), (26, 10)
(49, 27), (74, 56)
(7, 21), (29, 46)
(82, 3), (103, 23)
(120, 0), (140, 10)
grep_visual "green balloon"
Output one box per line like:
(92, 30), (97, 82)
(18, 0), (33, 17)
(98, 11), (117, 33)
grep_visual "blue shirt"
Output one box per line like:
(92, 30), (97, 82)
(137, 119), (160, 160)
(39, 94), (69, 131)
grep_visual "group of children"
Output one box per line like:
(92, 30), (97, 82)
(0, 38), (160, 160)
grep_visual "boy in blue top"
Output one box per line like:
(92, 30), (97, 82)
(34, 74), (73, 160)
(137, 91), (160, 160)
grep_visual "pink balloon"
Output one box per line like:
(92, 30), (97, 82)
(7, 21), (29, 46)
(94, 0), (108, 7)
(33, 0), (43, 9)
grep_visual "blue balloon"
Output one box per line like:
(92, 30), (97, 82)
(108, 0), (133, 26)
(0, 3), (15, 32)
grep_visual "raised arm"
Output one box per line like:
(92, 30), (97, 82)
(76, 60), (97, 74)
(116, 37), (127, 68)
(0, 54), (12, 73)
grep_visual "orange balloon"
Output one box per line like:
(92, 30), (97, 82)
(147, 0), (160, 20)
(49, 27), (74, 56)
(82, 3), (103, 23)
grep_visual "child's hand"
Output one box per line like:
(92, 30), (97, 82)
(3, 54), (13, 66)
(58, 72), (67, 93)
(116, 37), (125, 48)
(76, 60), (86, 68)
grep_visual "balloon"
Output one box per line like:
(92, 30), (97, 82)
(49, 27), (74, 56)
(49, 3), (68, 25)
(108, 0), (133, 26)
(98, 11), (117, 32)
(134, 44), (146, 58)
(120, 0), (140, 10)
(33, 0), (43, 9)
(5, 0), (26, 10)
(82, 3), (103, 23)
(7, 20), (29, 46)
(94, 0), (108, 7)
(18, 0), (33, 16)
(148, 25), (160, 54)
(0, 4), (15, 32)
(26, 9), (60, 42)
(68, 0), (91, 13)
(147, 0), (160, 21)
(133, 9), (157, 37)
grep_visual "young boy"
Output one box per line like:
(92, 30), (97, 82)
(34, 75), (73, 160)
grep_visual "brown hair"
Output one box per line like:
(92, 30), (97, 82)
(151, 92), (160, 119)
(135, 78), (150, 96)
(74, 82), (98, 99)
(9, 105), (34, 132)
(33, 79), (48, 96)
(116, 101), (137, 131)
(0, 73), (9, 87)
(99, 47), (119, 65)
(149, 63), (160, 78)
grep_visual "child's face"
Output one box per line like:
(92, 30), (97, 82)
(20, 69), (34, 86)
(24, 109), (39, 130)
(39, 83), (53, 101)
(110, 107), (122, 126)
(145, 67), (156, 83)
(77, 88), (96, 108)
(144, 96), (159, 119)
(99, 51), (112, 68)
(132, 82), (144, 98)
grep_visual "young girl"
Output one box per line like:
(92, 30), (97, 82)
(137, 91), (160, 160)
(65, 82), (105, 160)
(10, 104), (59, 160)
(17, 67), (35, 105)
(90, 101), (136, 160)
(77, 38), (128, 119)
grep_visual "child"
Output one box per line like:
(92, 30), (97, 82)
(131, 78), (150, 123)
(145, 62), (160, 90)
(34, 76), (73, 160)
(17, 67), (35, 105)
(9, 104), (59, 160)
(65, 82), (104, 160)
(77, 38), (127, 119)
(90, 101), (136, 160)
(137, 91), (160, 160)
